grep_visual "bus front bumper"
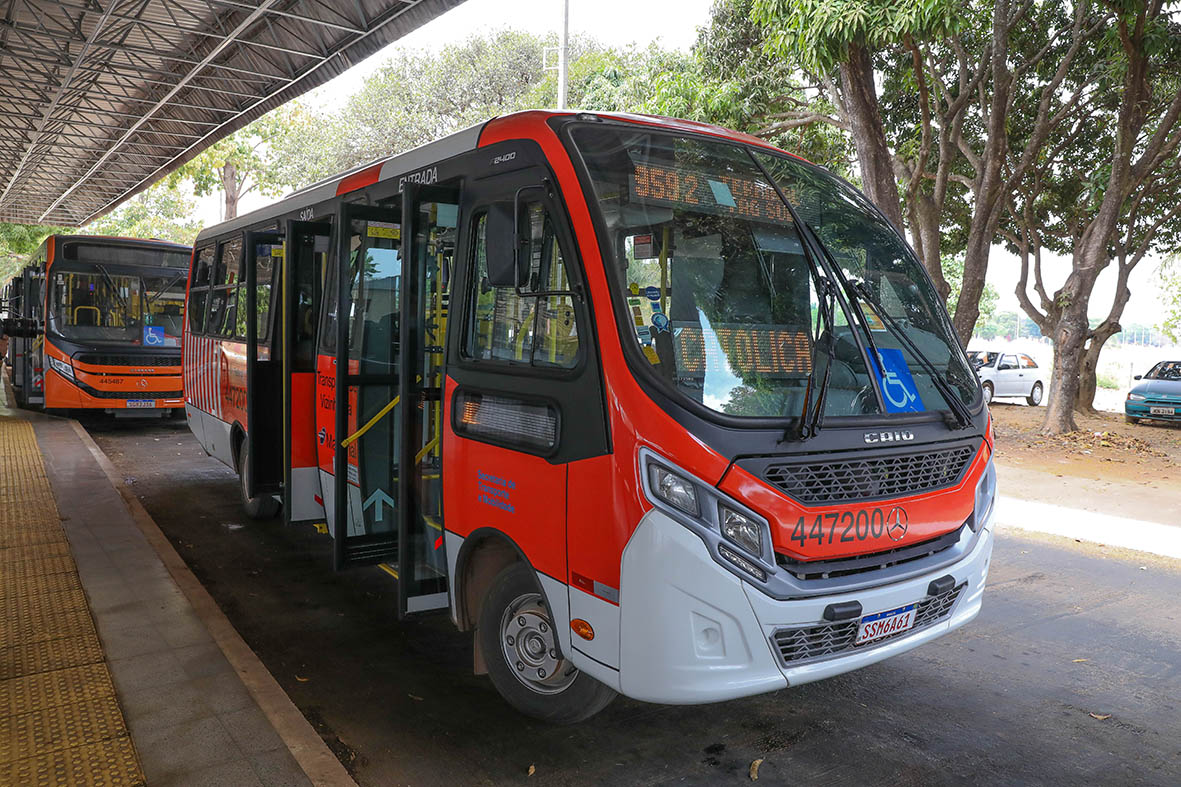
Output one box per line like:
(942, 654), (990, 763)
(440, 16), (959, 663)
(615, 508), (993, 705)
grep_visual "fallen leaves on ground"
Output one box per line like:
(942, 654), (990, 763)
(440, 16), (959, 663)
(1072, 658), (1088, 663)
(295, 675), (309, 682)
(1089, 712), (1111, 721)
(750, 759), (764, 780)
(527, 764), (535, 777)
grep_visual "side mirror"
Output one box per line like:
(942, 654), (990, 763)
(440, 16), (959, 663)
(484, 202), (519, 288)
(1134, 374), (1142, 380)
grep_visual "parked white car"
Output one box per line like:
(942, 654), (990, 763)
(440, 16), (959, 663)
(968, 349), (1046, 406)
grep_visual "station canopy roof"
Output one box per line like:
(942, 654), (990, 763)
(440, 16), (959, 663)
(0, 0), (465, 226)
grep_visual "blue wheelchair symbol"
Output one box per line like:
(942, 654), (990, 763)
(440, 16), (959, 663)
(874, 348), (924, 413)
(143, 326), (165, 346)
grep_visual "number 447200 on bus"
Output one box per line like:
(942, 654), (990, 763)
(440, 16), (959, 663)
(182, 110), (996, 723)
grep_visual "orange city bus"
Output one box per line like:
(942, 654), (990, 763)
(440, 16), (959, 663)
(12, 235), (190, 415)
(182, 110), (996, 722)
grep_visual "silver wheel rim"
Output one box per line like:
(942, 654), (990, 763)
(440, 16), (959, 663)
(500, 592), (577, 694)
(1031, 384), (1042, 405)
(983, 384), (993, 404)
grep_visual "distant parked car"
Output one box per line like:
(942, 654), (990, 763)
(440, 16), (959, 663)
(968, 349), (1045, 406)
(1125, 360), (1181, 424)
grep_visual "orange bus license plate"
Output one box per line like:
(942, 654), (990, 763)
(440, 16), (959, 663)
(856, 603), (918, 646)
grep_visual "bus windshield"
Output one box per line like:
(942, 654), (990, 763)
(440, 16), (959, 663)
(570, 125), (977, 420)
(752, 150), (978, 409)
(48, 265), (186, 346)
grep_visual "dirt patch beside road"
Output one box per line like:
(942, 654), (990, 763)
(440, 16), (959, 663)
(990, 400), (1181, 485)
(988, 402), (1181, 526)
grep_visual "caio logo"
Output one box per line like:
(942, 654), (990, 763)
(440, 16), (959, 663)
(864, 429), (915, 444)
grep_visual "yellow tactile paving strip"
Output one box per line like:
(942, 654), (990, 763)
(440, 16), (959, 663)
(0, 418), (146, 786)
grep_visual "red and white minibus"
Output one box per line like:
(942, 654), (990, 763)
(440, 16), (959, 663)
(183, 110), (996, 722)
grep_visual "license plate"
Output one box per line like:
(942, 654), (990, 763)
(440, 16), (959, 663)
(1150, 406), (1174, 415)
(126, 399), (156, 409)
(856, 603), (918, 646)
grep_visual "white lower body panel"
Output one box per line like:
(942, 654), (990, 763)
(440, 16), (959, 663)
(615, 508), (994, 704)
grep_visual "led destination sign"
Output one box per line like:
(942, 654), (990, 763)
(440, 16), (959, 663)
(672, 322), (812, 378)
(631, 162), (793, 224)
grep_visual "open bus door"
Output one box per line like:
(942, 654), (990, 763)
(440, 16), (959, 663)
(20, 267), (44, 408)
(244, 230), (283, 499)
(332, 184), (457, 616)
(282, 220), (330, 526)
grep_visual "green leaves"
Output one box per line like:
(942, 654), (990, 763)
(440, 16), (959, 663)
(753, 0), (961, 73)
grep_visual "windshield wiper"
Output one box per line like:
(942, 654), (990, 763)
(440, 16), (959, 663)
(94, 264), (131, 318)
(848, 280), (973, 430)
(796, 277), (838, 440)
(145, 272), (186, 307)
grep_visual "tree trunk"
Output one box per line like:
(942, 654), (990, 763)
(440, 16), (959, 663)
(838, 43), (905, 232)
(952, 225), (993, 344)
(221, 162), (240, 220)
(1042, 309), (1088, 434)
(909, 194), (950, 301)
(1074, 335), (1108, 416)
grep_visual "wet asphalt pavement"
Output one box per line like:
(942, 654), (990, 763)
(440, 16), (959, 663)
(85, 416), (1181, 786)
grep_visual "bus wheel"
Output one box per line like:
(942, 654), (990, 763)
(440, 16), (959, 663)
(237, 439), (279, 520)
(479, 562), (616, 724)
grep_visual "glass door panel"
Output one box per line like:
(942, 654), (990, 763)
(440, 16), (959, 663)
(397, 185), (460, 615)
(333, 203), (403, 568)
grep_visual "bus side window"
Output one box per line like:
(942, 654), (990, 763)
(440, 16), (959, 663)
(208, 237), (242, 337)
(188, 246), (215, 334)
(237, 241), (277, 341)
(465, 204), (579, 368)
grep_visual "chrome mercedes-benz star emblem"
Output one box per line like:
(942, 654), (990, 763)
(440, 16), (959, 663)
(137, 378), (149, 389)
(886, 507), (909, 541)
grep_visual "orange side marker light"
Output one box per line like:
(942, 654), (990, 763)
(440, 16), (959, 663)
(571, 618), (595, 641)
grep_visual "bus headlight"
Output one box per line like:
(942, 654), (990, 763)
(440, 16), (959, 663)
(48, 355), (74, 380)
(972, 457), (996, 532)
(648, 464), (700, 517)
(640, 450), (775, 583)
(720, 505), (762, 556)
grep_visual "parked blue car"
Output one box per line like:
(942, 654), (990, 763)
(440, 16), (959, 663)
(1125, 361), (1181, 424)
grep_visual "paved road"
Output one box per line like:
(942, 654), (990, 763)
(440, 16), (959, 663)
(87, 417), (1181, 786)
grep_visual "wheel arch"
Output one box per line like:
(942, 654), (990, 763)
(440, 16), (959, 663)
(452, 527), (537, 634)
(230, 421), (246, 472)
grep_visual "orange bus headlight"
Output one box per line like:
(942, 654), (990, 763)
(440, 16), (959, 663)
(47, 355), (74, 380)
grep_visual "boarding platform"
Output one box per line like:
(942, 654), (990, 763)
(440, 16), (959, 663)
(0, 373), (349, 786)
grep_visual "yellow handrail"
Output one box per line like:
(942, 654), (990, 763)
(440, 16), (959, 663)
(339, 395), (399, 449)
(73, 305), (100, 324)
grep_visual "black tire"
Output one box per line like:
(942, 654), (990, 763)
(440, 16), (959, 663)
(982, 381), (994, 405)
(238, 438), (279, 520)
(1124, 414), (1138, 425)
(478, 562), (616, 724)
(1026, 381), (1043, 407)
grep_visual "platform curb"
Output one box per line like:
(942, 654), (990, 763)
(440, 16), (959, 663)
(67, 419), (358, 787)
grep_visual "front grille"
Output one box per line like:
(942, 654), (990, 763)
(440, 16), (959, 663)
(776, 524), (967, 581)
(73, 352), (181, 368)
(66, 375), (182, 400)
(764, 444), (975, 505)
(770, 583), (965, 666)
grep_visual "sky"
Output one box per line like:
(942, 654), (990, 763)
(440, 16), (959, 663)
(196, 0), (1175, 328)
